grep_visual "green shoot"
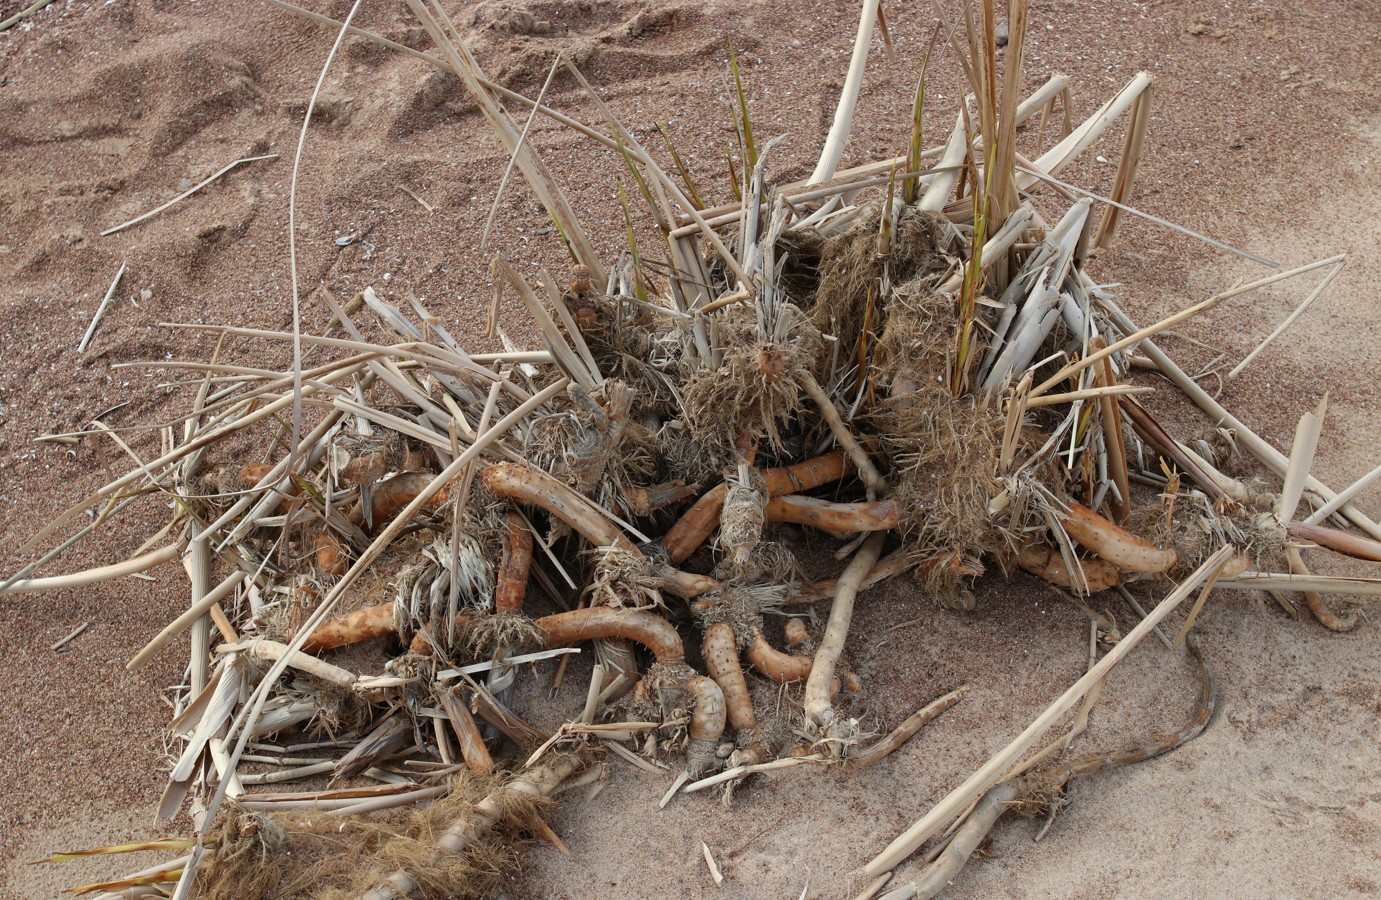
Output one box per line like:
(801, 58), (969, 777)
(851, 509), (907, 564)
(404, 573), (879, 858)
(725, 146), (743, 202)
(617, 180), (650, 305)
(878, 164), (898, 258)
(611, 131), (661, 225)
(728, 40), (757, 170)
(657, 121), (706, 211)
(951, 143), (995, 396)
(546, 209), (577, 264)
(904, 25), (943, 205)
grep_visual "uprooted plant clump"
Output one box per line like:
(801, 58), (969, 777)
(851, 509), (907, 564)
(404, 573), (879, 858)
(190, 766), (554, 900)
(16, 1), (1381, 896)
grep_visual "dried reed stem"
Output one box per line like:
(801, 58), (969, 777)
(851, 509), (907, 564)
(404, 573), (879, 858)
(1229, 258), (1347, 377)
(1091, 84), (1152, 249)
(1021, 72), (1151, 185)
(1288, 522), (1381, 562)
(1216, 573), (1381, 596)
(809, 0), (881, 184)
(405, 0), (605, 285)
(1094, 344), (1131, 523)
(100, 156), (277, 236)
(78, 261), (127, 353)
(185, 538), (213, 698)
(436, 685), (496, 773)
(1036, 254), (1346, 397)
(1302, 457), (1381, 526)
(235, 639), (357, 689)
(1277, 395), (1328, 525)
(1, 543), (183, 595)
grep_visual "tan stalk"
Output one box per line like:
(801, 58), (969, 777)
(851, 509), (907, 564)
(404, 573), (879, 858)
(539, 267), (604, 383)
(280, 0), (368, 494)
(680, 755), (825, 794)
(495, 258), (598, 389)
(809, 0), (881, 184)
(1229, 258), (1347, 377)
(989, 0), (1029, 227)
(77, 261), (127, 353)
(0, 543), (184, 595)
(1215, 573), (1381, 596)
(1288, 522), (1381, 562)
(1014, 73), (1072, 130)
(919, 112), (969, 212)
(677, 69), (1066, 230)
(1276, 394), (1328, 525)
(1019, 72), (1152, 187)
(1017, 161), (1279, 268)
(1092, 84), (1152, 248)
(482, 54), (564, 249)
(184, 538), (212, 698)
(1302, 456), (1381, 527)
(435, 685), (496, 773)
(557, 60), (753, 290)
(257, 0), (641, 153)
(1094, 344), (1132, 523)
(1174, 553), (1232, 645)
(937, 206), (1034, 293)
(999, 372), (1033, 474)
(231, 640), (357, 689)
(100, 156), (277, 236)
(1117, 310), (1381, 541)
(1024, 384), (1153, 408)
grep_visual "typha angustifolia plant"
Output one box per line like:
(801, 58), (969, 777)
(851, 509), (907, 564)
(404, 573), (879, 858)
(21, 1), (1381, 895)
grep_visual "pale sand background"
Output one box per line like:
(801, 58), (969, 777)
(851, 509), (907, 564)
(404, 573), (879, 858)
(2, 1), (1378, 896)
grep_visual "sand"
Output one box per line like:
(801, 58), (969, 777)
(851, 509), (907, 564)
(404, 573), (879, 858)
(1, 0), (1379, 897)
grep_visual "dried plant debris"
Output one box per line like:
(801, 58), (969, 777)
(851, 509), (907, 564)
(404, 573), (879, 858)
(16, 1), (1377, 896)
